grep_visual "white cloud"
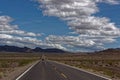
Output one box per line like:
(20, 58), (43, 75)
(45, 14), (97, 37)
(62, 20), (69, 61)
(46, 35), (105, 51)
(0, 15), (69, 50)
(36, 0), (120, 51)
(69, 16), (120, 36)
(0, 16), (41, 37)
(0, 34), (40, 47)
(1, 0), (120, 52)
(0, 15), (49, 48)
(97, 0), (120, 4)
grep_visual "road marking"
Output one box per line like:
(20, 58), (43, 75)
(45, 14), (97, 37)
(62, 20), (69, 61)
(61, 73), (67, 79)
(49, 60), (112, 80)
(51, 64), (68, 79)
(15, 61), (39, 80)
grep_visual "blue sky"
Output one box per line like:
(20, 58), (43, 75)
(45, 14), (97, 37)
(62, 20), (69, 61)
(0, 0), (120, 52)
(0, 0), (70, 35)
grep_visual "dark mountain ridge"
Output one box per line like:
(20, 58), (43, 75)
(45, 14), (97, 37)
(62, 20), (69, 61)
(0, 45), (65, 53)
(93, 48), (120, 55)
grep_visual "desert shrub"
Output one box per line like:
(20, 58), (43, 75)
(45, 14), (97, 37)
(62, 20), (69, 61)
(18, 59), (35, 66)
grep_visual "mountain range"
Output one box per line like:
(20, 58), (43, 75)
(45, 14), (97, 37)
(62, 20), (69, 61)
(0, 45), (120, 54)
(0, 45), (65, 53)
(96, 48), (120, 55)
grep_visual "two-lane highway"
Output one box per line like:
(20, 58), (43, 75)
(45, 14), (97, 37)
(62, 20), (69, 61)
(16, 60), (110, 80)
(16, 61), (66, 80)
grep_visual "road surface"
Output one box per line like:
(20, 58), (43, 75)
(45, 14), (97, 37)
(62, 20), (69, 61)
(16, 60), (110, 80)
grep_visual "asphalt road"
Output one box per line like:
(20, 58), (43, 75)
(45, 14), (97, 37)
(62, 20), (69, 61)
(16, 60), (110, 80)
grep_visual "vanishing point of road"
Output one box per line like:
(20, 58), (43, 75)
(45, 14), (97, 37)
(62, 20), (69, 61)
(15, 60), (111, 80)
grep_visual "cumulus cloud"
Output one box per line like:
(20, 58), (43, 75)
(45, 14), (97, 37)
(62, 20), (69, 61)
(1, 0), (120, 52)
(36, 0), (120, 51)
(0, 16), (41, 37)
(46, 35), (106, 51)
(37, 0), (120, 37)
(0, 15), (68, 49)
(97, 0), (120, 4)
(0, 15), (46, 48)
(0, 34), (41, 47)
(69, 16), (120, 37)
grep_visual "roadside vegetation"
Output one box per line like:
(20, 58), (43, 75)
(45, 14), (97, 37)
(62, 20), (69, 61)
(0, 52), (41, 79)
(46, 53), (120, 79)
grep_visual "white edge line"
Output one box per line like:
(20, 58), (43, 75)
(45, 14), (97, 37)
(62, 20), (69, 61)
(49, 60), (112, 80)
(15, 61), (40, 80)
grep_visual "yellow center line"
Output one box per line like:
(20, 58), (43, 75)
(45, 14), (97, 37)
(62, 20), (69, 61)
(61, 73), (67, 79)
(52, 65), (68, 79)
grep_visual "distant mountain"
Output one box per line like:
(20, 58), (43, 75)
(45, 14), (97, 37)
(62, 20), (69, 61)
(33, 47), (43, 52)
(32, 47), (65, 53)
(0, 45), (32, 52)
(95, 48), (120, 55)
(0, 45), (65, 53)
(42, 48), (65, 53)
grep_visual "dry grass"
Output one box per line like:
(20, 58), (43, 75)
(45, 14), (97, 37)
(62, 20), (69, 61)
(0, 52), (41, 79)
